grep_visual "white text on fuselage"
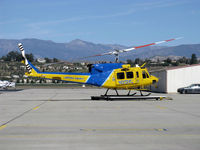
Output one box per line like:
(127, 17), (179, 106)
(64, 77), (84, 80)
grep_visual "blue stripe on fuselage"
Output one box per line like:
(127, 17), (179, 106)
(86, 70), (112, 87)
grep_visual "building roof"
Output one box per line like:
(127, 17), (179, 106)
(166, 64), (200, 71)
(150, 64), (200, 73)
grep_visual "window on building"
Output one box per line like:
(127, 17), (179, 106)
(117, 72), (125, 79)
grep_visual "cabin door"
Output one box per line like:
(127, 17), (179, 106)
(115, 71), (135, 86)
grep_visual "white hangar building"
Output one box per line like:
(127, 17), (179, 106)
(150, 64), (200, 93)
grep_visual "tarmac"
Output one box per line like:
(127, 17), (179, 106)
(0, 88), (200, 150)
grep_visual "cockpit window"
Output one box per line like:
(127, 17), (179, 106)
(126, 72), (134, 78)
(146, 72), (149, 78)
(117, 72), (125, 79)
(142, 71), (146, 78)
(142, 71), (149, 79)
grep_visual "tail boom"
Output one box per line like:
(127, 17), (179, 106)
(18, 43), (91, 84)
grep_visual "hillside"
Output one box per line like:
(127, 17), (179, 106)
(0, 38), (200, 61)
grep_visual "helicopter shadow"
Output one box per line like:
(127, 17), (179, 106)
(89, 99), (162, 102)
(0, 89), (24, 93)
(19, 99), (93, 102)
(18, 98), (161, 102)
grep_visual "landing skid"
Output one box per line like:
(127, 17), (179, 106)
(91, 89), (168, 101)
(91, 95), (166, 101)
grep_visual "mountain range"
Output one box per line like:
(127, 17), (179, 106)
(0, 38), (200, 62)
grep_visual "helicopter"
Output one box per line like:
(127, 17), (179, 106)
(18, 37), (181, 97)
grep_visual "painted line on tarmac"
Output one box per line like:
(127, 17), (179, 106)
(0, 134), (200, 138)
(155, 104), (200, 118)
(156, 105), (167, 109)
(8, 123), (200, 128)
(0, 102), (45, 130)
(0, 94), (57, 130)
(0, 125), (7, 130)
(33, 106), (40, 110)
(80, 128), (168, 132)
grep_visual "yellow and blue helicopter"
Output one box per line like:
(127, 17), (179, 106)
(18, 37), (181, 97)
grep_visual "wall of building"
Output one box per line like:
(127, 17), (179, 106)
(167, 65), (200, 93)
(150, 70), (167, 93)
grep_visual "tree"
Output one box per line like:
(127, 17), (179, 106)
(172, 61), (179, 66)
(45, 57), (52, 63)
(127, 59), (134, 66)
(16, 79), (20, 83)
(178, 57), (187, 64)
(134, 58), (142, 64)
(190, 53), (198, 64)
(166, 58), (172, 64)
(26, 53), (34, 62)
(1, 51), (34, 62)
(53, 58), (59, 62)
(3, 51), (21, 61)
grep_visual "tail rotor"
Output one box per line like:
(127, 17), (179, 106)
(18, 43), (32, 73)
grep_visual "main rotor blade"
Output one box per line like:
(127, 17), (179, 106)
(121, 37), (183, 52)
(79, 52), (114, 59)
(78, 37), (183, 60)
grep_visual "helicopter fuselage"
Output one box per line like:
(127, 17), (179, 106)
(25, 62), (158, 90)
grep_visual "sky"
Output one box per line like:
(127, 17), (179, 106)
(0, 0), (200, 46)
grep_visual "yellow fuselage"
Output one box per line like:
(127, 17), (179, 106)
(25, 62), (158, 90)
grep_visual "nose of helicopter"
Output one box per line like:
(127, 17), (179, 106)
(151, 75), (159, 84)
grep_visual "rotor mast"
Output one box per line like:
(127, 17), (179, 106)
(114, 50), (120, 63)
(114, 53), (119, 63)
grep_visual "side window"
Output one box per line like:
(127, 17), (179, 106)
(117, 72), (125, 79)
(126, 72), (134, 78)
(136, 71), (139, 78)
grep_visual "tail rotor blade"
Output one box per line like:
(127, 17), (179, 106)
(18, 43), (26, 58)
(18, 43), (32, 73)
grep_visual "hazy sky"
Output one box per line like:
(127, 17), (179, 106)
(0, 0), (200, 46)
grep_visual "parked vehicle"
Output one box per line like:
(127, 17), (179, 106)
(0, 80), (15, 90)
(177, 84), (200, 94)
